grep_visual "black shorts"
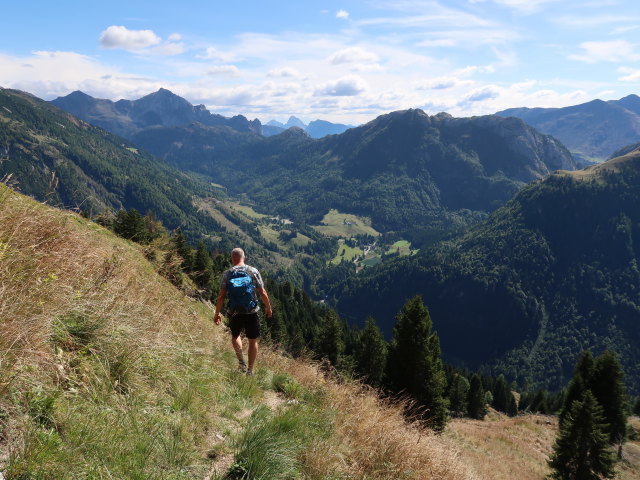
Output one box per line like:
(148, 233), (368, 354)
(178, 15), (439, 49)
(229, 312), (260, 339)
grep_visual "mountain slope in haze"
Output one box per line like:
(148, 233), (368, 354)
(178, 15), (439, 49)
(0, 87), (220, 236)
(133, 109), (576, 239)
(335, 147), (640, 393)
(51, 88), (261, 139)
(497, 94), (640, 163)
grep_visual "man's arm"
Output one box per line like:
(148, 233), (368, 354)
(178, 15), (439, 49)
(213, 288), (226, 325)
(257, 287), (273, 318)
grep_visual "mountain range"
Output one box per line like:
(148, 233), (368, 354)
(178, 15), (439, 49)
(52, 89), (353, 140)
(497, 94), (640, 164)
(335, 147), (640, 393)
(264, 116), (354, 138)
(51, 88), (262, 139)
(131, 108), (576, 241)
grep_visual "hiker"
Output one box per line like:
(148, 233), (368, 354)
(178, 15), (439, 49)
(213, 248), (273, 375)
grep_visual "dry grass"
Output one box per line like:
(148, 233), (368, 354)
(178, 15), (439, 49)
(444, 412), (556, 480)
(260, 349), (478, 480)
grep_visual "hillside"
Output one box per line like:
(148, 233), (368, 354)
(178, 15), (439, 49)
(0, 183), (479, 479)
(133, 108), (576, 241)
(497, 94), (640, 163)
(335, 147), (640, 393)
(51, 89), (261, 139)
(0, 87), (223, 239)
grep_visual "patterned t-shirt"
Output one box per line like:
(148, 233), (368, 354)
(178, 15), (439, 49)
(221, 265), (264, 313)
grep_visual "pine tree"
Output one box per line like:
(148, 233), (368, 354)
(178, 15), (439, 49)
(560, 350), (628, 449)
(192, 240), (215, 297)
(172, 228), (193, 271)
(467, 373), (487, 420)
(591, 351), (628, 446)
(548, 390), (616, 480)
(387, 296), (448, 431)
(559, 350), (594, 427)
(634, 397), (640, 416)
(507, 394), (518, 417)
(317, 308), (344, 366)
(493, 374), (510, 413)
(355, 317), (387, 387)
(449, 374), (470, 417)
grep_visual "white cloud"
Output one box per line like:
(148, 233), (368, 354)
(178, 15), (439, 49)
(168, 33), (182, 41)
(618, 67), (640, 81)
(469, 0), (561, 13)
(99, 26), (161, 51)
(267, 67), (300, 78)
(336, 9), (350, 19)
(462, 85), (502, 103)
(419, 76), (474, 90)
(207, 65), (240, 75)
(569, 40), (640, 63)
(315, 75), (368, 96)
(150, 42), (186, 56)
(329, 47), (379, 65)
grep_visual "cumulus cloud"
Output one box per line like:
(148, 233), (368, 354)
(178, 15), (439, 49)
(420, 76), (474, 90)
(618, 66), (640, 81)
(267, 67), (300, 78)
(336, 9), (349, 19)
(329, 47), (379, 65)
(315, 75), (368, 96)
(207, 65), (240, 75)
(462, 85), (501, 103)
(99, 26), (161, 50)
(569, 40), (640, 63)
(168, 33), (182, 41)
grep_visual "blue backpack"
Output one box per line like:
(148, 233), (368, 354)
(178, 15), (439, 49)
(227, 268), (257, 313)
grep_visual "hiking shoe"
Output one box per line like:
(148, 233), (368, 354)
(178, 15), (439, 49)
(238, 362), (247, 373)
(246, 370), (254, 377)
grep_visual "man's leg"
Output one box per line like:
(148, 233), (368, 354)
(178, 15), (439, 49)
(231, 335), (246, 370)
(247, 338), (258, 373)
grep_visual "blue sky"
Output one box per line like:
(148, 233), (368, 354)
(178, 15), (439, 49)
(1, 0), (640, 124)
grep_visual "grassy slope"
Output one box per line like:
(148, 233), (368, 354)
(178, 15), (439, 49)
(445, 412), (640, 480)
(0, 184), (473, 479)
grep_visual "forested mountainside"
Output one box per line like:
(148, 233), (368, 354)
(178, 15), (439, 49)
(497, 94), (640, 163)
(335, 148), (640, 393)
(0, 87), (220, 239)
(51, 88), (261, 139)
(132, 108), (576, 238)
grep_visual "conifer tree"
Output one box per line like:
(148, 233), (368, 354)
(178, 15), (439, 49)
(449, 374), (470, 417)
(193, 240), (215, 297)
(507, 394), (518, 417)
(634, 397), (640, 416)
(355, 317), (387, 387)
(548, 390), (616, 480)
(467, 373), (487, 420)
(559, 350), (594, 427)
(317, 308), (344, 366)
(172, 228), (193, 271)
(493, 374), (510, 413)
(591, 351), (628, 446)
(387, 296), (448, 431)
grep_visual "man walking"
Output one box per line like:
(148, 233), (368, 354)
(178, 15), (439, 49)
(214, 248), (273, 375)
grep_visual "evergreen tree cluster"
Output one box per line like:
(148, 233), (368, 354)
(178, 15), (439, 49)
(548, 350), (630, 480)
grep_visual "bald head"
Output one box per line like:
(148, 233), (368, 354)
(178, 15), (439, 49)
(231, 248), (245, 265)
